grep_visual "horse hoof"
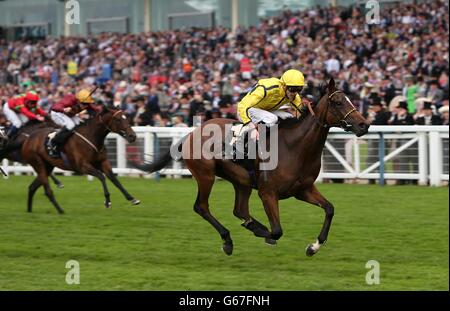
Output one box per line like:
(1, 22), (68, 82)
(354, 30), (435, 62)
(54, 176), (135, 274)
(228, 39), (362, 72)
(222, 243), (233, 256)
(265, 238), (277, 246)
(305, 244), (317, 257)
(131, 199), (140, 205)
(57, 184), (64, 189)
(105, 202), (112, 209)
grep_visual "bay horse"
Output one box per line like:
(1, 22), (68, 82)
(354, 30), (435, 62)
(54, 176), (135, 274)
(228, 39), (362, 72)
(136, 78), (369, 256)
(21, 106), (139, 214)
(0, 119), (64, 187)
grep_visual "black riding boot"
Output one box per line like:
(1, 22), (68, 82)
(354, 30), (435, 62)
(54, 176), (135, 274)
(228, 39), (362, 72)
(48, 127), (74, 158)
(6, 126), (18, 139)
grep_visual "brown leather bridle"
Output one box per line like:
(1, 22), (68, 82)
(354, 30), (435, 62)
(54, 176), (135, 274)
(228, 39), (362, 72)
(306, 90), (357, 131)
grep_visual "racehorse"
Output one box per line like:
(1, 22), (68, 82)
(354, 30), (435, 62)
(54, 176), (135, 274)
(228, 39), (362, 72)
(21, 106), (139, 214)
(0, 119), (64, 187)
(135, 78), (370, 256)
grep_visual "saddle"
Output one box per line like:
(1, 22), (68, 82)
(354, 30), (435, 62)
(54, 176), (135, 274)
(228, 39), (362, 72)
(226, 123), (266, 189)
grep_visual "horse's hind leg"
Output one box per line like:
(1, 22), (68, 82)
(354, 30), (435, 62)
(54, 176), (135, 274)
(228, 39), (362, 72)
(42, 164), (64, 214)
(50, 174), (64, 189)
(232, 184), (275, 245)
(99, 160), (140, 205)
(192, 173), (234, 255)
(42, 179), (64, 214)
(295, 185), (334, 257)
(28, 163), (64, 214)
(28, 177), (42, 213)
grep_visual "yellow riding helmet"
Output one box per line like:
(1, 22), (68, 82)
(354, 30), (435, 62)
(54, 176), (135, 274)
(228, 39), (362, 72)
(280, 69), (305, 87)
(76, 89), (95, 104)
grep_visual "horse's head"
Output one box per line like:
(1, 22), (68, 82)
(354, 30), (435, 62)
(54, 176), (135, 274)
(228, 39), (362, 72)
(314, 78), (369, 137)
(100, 106), (136, 143)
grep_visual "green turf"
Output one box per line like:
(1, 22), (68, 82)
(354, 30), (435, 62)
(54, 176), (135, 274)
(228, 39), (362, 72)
(0, 176), (448, 290)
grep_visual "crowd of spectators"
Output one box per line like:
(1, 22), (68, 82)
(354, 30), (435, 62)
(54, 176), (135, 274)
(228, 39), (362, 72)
(0, 0), (448, 128)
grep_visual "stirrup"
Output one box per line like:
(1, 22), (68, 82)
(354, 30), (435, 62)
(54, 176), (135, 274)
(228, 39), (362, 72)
(47, 143), (60, 158)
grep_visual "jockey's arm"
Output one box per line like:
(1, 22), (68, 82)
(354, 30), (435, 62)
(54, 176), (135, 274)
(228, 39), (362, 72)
(237, 87), (265, 125)
(290, 95), (308, 117)
(18, 106), (40, 120)
(36, 107), (47, 117)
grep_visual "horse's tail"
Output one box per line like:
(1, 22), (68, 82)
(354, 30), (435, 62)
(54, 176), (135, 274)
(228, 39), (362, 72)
(134, 134), (187, 173)
(0, 138), (24, 160)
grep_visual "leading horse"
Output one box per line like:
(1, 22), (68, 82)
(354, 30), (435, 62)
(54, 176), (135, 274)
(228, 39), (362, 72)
(136, 78), (370, 256)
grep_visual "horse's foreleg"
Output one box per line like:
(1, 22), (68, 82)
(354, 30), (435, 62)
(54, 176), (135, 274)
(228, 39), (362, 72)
(233, 184), (274, 244)
(295, 185), (334, 256)
(259, 191), (283, 241)
(99, 160), (139, 205)
(83, 165), (111, 208)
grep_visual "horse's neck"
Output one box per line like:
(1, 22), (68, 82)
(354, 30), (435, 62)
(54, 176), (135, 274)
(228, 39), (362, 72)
(288, 113), (330, 160)
(76, 118), (109, 147)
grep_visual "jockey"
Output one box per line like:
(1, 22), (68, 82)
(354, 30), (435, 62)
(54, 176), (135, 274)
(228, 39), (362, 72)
(3, 91), (47, 137)
(47, 89), (101, 157)
(237, 69), (308, 140)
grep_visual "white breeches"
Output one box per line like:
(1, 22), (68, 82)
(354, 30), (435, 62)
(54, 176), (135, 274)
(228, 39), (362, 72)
(238, 108), (294, 126)
(2, 103), (28, 128)
(50, 111), (81, 130)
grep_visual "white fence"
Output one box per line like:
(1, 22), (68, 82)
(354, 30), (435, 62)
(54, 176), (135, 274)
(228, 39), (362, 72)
(2, 125), (449, 186)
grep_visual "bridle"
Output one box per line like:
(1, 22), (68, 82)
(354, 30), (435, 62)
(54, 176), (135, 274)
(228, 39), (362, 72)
(99, 110), (128, 137)
(306, 89), (357, 131)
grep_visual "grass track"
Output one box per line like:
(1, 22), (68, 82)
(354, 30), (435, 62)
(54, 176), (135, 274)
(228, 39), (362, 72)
(0, 176), (448, 290)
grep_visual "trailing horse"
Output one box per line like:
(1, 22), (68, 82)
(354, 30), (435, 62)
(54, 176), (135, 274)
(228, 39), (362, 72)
(0, 119), (64, 187)
(21, 106), (139, 214)
(136, 78), (369, 256)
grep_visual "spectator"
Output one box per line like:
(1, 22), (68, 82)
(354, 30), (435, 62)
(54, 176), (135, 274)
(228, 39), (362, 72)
(438, 105), (449, 126)
(415, 101), (443, 125)
(366, 96), (390, 184)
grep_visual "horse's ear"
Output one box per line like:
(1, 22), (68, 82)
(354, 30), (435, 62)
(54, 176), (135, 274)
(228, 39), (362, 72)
(328, 78), (336, 92)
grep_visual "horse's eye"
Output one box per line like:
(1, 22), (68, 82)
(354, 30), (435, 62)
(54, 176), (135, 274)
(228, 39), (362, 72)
(335, 101), (343, 106)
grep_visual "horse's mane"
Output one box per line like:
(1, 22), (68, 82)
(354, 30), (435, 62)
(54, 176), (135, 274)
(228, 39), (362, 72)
(317, 82), (329, 98)
(23, 119), (45, 128)
(278, 81), (337, 130)
(278, 109), (310, 129)
(73, 108), (111, 131)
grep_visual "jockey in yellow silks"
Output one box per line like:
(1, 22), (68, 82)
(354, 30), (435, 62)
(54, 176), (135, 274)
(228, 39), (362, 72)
(237, 69), (308, 139)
